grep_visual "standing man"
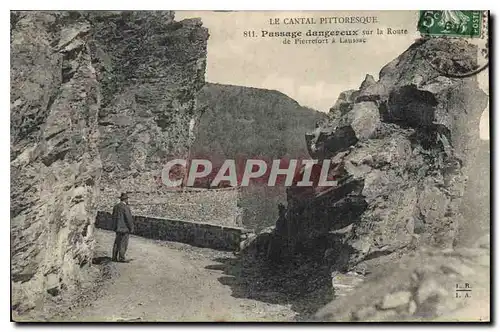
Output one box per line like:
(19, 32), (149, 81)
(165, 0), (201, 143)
(112, 193), (135, 262)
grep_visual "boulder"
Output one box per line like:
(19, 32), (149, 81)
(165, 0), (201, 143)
(356, 81), (387, 103)
(330, 89), (359, 114)
(315, 240), (490, 321)
(347, 101), (381, 140)
(359, 74), (376, 91)
(306, 101), (381, 159)
(306, 125), (358, 160)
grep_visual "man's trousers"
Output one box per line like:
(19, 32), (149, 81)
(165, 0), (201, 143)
(112, 232), (129, 261)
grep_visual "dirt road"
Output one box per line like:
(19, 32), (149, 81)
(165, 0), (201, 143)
(59, 229), (296, 322)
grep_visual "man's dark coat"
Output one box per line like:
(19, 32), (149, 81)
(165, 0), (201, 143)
(112, 201), (135, 233)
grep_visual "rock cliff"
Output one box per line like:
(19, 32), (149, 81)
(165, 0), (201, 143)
(249, 37), (489, 320)
(92, 11), (208, 213)
(11, 11), (102, 313)
(11, 11), (208, 314)
(272, 38), (488, 270)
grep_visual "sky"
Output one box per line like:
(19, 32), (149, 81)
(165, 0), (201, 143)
(176, 10), (421, 112)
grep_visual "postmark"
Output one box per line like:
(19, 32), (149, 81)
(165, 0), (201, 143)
(417, 37), (489, 78)
(416, 11), (488, 78)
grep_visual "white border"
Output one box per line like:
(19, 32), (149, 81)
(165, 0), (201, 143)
(3, 1), (497, 331)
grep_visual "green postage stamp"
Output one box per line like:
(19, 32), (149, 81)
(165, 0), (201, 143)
(418, 10), (484, 37)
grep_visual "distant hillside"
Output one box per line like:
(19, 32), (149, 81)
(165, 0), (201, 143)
(191, 83), (326, 165)
(190, 83), (326, 230)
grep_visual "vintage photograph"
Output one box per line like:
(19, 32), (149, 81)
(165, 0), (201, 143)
(10, 10), (490, 322)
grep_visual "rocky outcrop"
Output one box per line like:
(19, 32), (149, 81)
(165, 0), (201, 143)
(315, 235), (490, 321)
(11, 11), (208, 314)
(11, 12), (102, 313)
(270, 38), (488, 274)
(311, 39), (490, 322)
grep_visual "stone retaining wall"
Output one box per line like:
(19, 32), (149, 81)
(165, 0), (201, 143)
(97, 187), (242, 227)
(96, 211), (246, 251)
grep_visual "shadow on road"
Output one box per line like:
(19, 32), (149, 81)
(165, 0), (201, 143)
(205, 255), (334, 321)
(92, 256), (112, 265)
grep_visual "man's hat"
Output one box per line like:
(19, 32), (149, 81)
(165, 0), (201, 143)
(119, 193), (129, 200)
